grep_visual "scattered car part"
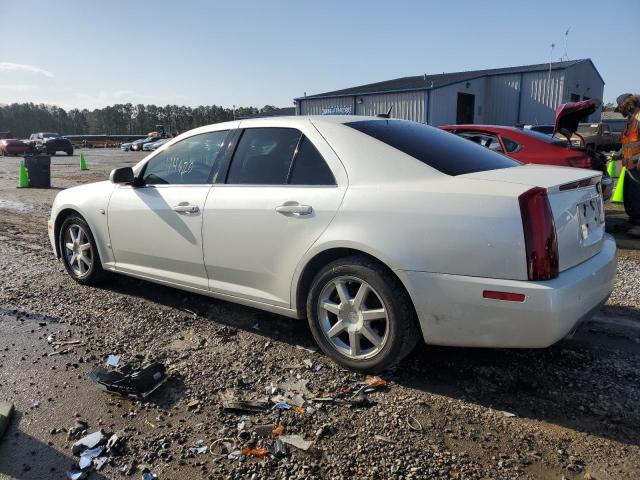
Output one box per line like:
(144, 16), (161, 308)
(279, 434), (313, 451)
(72, 431), (106, 455)
(89, 362), (167, 399)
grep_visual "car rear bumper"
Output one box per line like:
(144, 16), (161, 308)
(47, 219), (57, 257)
(399, 234), (616, 348)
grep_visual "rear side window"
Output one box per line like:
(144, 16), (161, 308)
(227, 128), (301, 184)
(289, 137), (336, 185)
(346, 120), (519, 176)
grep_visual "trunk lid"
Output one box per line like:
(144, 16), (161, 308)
(462, 165), (605, 272)
(554, 99), (600, 136)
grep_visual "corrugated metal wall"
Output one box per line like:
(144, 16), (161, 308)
(518, 70), (565, 125)
(355, 91), (426, 122)
(563, 62), (605, 122)
(298, 96), (355, 115)
(484, 74), (520, 125)
(429, 77), (487, 126)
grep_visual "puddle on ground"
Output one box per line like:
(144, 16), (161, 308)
(0, 197), (37, 213)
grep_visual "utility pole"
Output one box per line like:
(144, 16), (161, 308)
(549, 43), (555, 83)
(563, 28), (570, 61)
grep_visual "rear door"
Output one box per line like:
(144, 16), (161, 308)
(108, 130), (229, 289)
(202, 120), (347, 307)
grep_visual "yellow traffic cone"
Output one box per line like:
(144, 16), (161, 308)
(611, 167), (626, 203)
(17, 161), (29, 188)
(606, 160), (617, 178)
(80, 153), (88, 171)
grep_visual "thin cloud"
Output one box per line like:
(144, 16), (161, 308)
(0, 62), (54, 78)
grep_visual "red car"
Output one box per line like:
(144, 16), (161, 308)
(0, 138), (30, 156)
(440, 99), (611, 198)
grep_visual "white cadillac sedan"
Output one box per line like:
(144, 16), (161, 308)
(48, 116), (617, 372)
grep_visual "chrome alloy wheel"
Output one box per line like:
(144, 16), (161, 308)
(317, 276), (389, 360)
(63, 224), (93, 277)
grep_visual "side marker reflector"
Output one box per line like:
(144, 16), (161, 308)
(483, 290), (526, 302)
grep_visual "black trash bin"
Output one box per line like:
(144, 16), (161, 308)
(23, 155), (51, 188)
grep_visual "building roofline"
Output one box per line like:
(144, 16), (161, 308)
(295, 59), (596, 102)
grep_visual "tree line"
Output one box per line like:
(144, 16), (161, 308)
(0, 103), (285, 138)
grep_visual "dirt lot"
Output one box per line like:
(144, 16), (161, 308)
(0, 150), (639, 480)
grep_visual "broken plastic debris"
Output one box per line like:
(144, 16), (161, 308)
(269, 438), (288, 458)
(189, 440), (208, 455)
(186, 399), (201, 410)
(501, 411), (517, 418)
(279, 434), (313, 451)
(65, 470), (87, 480)
(265, 384), (277, 396)
(374, 434), (393, 443)
(273, 402), (291, 412)
(221, 398), (269, 413)
(93, 456), (108, 471)
(72, 431), (106, 455)
(364, 376), (388, 388)
(79, 446), (104, 470)
(242, 446), (270, 458)
(142, 473), (158, 480)
(106, 355), (120, 367)
(89, 362), (167, 399)
(295, 345), (318, 353)
(272, 424), (285, 438)
(303, 359), (314, 369)
(106, 430), (126, 455)
(294, 406), (305, 415)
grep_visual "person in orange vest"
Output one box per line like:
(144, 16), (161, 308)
(612, 94), (640, 236)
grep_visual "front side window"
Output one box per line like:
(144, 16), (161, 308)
(346, 120), (519, 176)
(142, 130), (228, 185)
(226, 128), (301, 185)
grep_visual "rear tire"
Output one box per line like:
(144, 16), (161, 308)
(66, 150), (73, 156)
(58, 215), (106, 285)
(307, 256), (419, 373)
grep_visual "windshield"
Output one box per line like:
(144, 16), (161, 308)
(43, 132), (60, 138)
(577, 124), (599, 135)
(346, 120), (520, 176)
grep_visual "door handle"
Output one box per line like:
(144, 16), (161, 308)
(275, 204), (313, 215)
(172, 204), (199, 214)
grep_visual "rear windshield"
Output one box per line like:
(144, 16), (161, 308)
(345, 120), (519, 176)
(519, 128), (569, 146)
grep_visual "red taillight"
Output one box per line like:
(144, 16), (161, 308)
(519, 187), (559, 280)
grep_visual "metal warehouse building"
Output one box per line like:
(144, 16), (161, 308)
(295, 59), (604, 126)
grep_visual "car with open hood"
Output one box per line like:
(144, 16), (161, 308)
(441, 99), (612, 199)
(47, 116), (616, 372)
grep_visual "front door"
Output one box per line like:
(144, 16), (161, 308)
(456, 92), (475, 124)
(202, 124), (347, 307)
(108, 130), (229, 289)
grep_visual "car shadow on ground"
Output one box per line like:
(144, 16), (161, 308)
(96, 275), (640, 448)
(0, 410), (109, 480)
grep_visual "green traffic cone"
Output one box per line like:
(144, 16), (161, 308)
(17, 161), (29, 188)
(606, 160), (617, 178)
(79, 153), (88, 171)
(611, 167), (626, 203)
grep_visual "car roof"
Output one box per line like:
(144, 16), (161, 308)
(440, 125), (526, 134)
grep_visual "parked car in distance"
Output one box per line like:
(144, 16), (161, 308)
(441, 100), (612, 199)
(143, 138), (170, 151)
(0, 138), (30, 156)
(130, 136), (166, 151)
(26, 132), (73, 156)
(120, 142), (133, 151)
(573, 123), (621, 151)
(48, 116), (616, 372)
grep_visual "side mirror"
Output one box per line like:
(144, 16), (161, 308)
(109, 167), (135, 184)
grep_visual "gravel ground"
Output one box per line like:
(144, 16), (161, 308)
(0, 150), (639, 480)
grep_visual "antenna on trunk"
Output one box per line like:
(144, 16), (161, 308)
(376, 106), (393, 119)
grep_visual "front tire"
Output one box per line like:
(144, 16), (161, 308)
(58, 215), (105, 285)
(307, 256), (419, 373)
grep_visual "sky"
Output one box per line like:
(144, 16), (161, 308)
(0, 0), (637, 110)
